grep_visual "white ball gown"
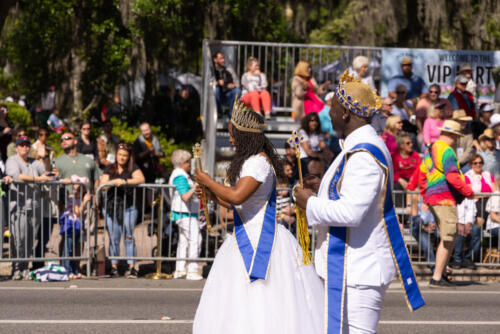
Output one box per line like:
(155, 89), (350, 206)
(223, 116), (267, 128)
(193, 155), (324, 334)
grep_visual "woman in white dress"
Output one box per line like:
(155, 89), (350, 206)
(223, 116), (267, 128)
(193, 101), (324, 334)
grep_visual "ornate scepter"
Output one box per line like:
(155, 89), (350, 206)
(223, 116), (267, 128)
(192, 143), (213, 234)
(288, 130), (313, 265)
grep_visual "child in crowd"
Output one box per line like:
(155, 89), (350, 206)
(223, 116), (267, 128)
(451, 198), (479, 269)
(276, 180), (295, 234)
(60, 175), (91, 279)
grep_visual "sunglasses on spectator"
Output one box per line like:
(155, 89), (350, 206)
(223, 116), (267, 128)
(472, 161), (483, 165)
(429, 90), (439, 94)
(118, 143), (131, 151)
(396, 91), (406, 94)
(404, 141), (412, 145)
(18, 143), (30, 147)
(61, 136), (74, 142)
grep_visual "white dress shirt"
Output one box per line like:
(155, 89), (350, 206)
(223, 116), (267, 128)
(306, 125), (397, 286)
(457, 198), (476, 225)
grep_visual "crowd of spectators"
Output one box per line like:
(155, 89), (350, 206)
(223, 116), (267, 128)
(2, 51), (500, 282)
(270, 55), (500, 283)
(0, 91), (184, 280)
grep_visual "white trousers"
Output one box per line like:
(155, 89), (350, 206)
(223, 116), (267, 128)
(175, 216), (201, 273)
(342, 284), (388, 334)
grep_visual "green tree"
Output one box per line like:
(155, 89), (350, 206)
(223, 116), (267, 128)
(3, 0), (131, 114)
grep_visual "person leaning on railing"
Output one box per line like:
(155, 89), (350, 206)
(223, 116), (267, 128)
(99, 143), (145, 279)
(5, 136), (53, 280)
(168, 149), (202, 281)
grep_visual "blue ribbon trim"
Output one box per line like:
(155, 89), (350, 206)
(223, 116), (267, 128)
(232, 179), (277, 282)
(326, 143), (425, 334)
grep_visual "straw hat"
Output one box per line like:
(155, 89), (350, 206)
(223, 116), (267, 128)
(458, 63), (473, 73)
(451, 109), (473, 121)
(401, 57), (412, 65)
(439, 120), (463, 137)
(479, 128), (495, 142)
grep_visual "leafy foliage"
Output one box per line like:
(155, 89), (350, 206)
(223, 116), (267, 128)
(110, 117), (194, 171)
(4, 102), (31, 131)
(3, 0), (131, 112)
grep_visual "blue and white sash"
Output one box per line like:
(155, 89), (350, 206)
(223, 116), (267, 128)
(231, 178), (277, 282)
(326, 143), (425, 333)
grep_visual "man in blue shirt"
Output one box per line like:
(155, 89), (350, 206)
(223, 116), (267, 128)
(388, 57), (427, 100)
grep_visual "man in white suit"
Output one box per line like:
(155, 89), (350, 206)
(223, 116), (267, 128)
(295, 70), (424, 334)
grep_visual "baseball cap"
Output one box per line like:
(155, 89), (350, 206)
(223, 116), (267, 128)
(15, 136), (31, 146)
(455, 75), (468, 84)
(481, 104), (495, 113)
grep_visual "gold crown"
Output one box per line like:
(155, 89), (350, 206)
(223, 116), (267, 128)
(231, 100), (266, 133)
(336, 69), (382, 118)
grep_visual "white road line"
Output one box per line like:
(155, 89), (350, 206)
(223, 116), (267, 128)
(0, 320), (194, 324)
(2, 286), (500, 294)
(0, 287), (203, 292)
(0, 320), (499, 326)
(387, 290), (500, 294)
(379, 320), (500, 325)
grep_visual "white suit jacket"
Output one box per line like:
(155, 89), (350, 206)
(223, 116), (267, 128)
(306, 125), (397, 286)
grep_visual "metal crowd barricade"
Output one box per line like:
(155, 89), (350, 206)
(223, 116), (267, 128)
(96, 183), (217, 266)
(94, 183), (316, 269)
(394, 189), (500, 268)
(0, 180), (92, 276)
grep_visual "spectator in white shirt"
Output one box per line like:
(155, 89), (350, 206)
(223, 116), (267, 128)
(451, 198), (479, 269)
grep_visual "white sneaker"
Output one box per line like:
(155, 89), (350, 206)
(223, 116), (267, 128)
(22, 269), (32, 280)
(186, 272), (203, 281)
(11, 270), (22, 280)
(173, 270), (186, 279)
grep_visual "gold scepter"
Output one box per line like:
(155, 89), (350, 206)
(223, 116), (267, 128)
(288, 130), (313, 265)
(145, 193), (172, 279)
(193, 143), (213, 234)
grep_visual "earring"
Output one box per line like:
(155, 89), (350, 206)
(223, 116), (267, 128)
(342, 114), (347, 120)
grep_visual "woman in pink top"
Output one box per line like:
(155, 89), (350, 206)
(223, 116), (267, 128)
(465, 154), (497, 224)
(423, 102), (445, 145)
(465, 154), (496, 195)
(291, 60), (330, 121)
(381, 115), (402, 156)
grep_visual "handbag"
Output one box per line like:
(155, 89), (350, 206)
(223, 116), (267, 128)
(428, 144), (466, 205)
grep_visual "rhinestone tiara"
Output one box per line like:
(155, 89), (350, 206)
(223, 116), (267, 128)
(230, 100), (266, 133)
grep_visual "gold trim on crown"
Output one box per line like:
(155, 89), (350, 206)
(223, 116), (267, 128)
(336, 69), (382, 118)
(230, 100), (266, 133)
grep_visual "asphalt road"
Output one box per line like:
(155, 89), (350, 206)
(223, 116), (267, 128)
(0, 278), (500, 334)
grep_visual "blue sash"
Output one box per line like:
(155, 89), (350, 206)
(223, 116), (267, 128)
(231, 178), (277, 282)
(326, 143), (425, 334)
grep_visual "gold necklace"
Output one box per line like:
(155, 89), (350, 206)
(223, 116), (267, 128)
(66, 154), (77, 164)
